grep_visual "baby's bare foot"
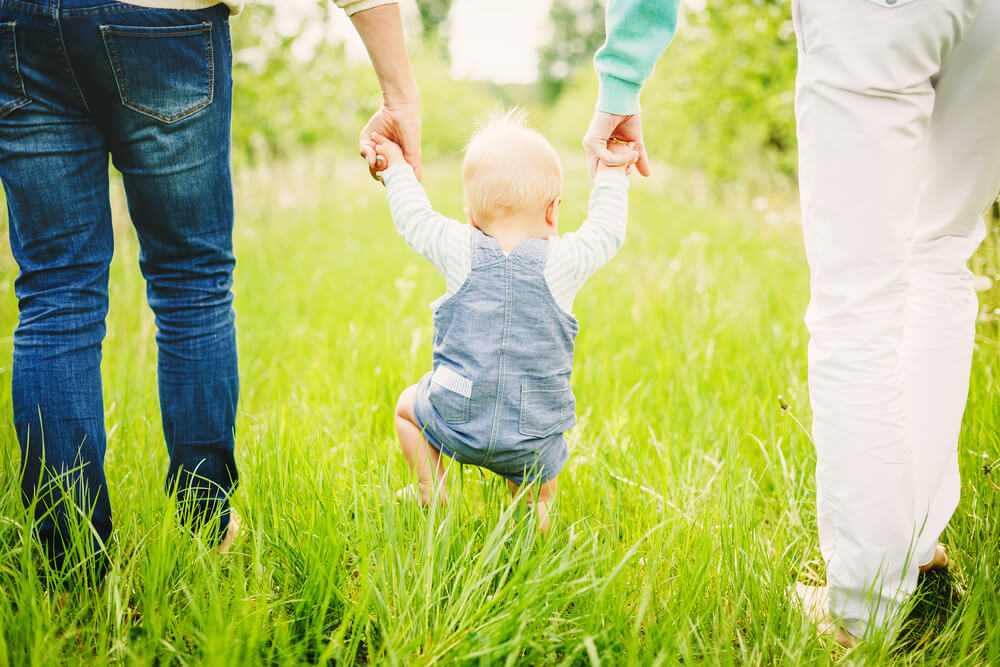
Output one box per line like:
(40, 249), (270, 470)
(919, 544), (949, 574)
(396, 484), (447, 508)
(396, 484), (422, 505)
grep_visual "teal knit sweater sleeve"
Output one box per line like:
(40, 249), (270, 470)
(594, 0), (681, 116)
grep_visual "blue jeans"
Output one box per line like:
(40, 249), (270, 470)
(0, 0), (238, 572)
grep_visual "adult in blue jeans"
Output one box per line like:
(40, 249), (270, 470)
(0, 0), (422, 576)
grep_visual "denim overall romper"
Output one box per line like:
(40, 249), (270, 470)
(413, 229), (579, 484)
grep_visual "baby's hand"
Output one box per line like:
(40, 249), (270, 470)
(597, 140), (638, 174)
(368, 131), (405, 175)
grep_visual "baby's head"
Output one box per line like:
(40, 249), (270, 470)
(463, 110), (563, 238)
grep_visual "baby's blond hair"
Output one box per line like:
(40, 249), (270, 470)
(462, 109), (563, 226)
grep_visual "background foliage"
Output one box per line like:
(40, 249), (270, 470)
(230, 0), (799, 183)
(538, 0), (606, 102)
(543, 0), (798, 182)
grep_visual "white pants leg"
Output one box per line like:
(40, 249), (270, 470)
(794, 0), (1000, 637)
(906, 0), (1000, 567)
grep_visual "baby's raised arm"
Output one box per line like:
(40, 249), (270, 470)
(381, 162), (470, 294)
(544, 170), (630, 310)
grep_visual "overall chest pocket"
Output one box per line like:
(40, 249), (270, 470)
(519, 382), (573, 439)
(429, 366), (473, 424)
(0, 23), (31, 119)
(100, 22), (214, 124)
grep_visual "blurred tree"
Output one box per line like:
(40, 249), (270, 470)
(539, 0), (606, 102)
(229, 1), (274, 52)
(643, 0), (799, 180)
(415, 0), (453, 38)
(224, 2), (499, 166)
(228, 3), (380, 166)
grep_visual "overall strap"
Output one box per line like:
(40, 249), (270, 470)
(469, 228), (506, 269)
(507, 237), (549, 273)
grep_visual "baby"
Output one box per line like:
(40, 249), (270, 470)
(371, 111), (633, 532)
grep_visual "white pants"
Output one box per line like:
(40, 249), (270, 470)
(793, 0), (1000, 637)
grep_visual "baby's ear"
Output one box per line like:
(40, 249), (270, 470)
(545, 197), (561, 227)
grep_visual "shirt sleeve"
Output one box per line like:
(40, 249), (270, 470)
(594, 0), (681, 116)
(382, 163), (471, 294)
(335, 0), (398, 16)
(544, 171), (629, 312)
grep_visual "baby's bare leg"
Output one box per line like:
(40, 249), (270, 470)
(508, 476), (558, 534)
(395, 385), (447, 506)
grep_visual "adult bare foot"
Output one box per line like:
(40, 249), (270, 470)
(216, 509), (243, 555)
(918, 544), (949, 574)
(792, 582), (859, 648)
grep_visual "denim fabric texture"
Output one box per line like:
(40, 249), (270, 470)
(414, 229), (578, 484)
(0, 0), (238, 572)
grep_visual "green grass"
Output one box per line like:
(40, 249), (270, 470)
(1, 154), (998, 665)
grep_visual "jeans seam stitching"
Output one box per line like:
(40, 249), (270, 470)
(0, 21), (31, 117)
(0, 1), (48, 17)
(61, 5), (152, 18)
(103, 26), (208, 36)
(52, 13), (90, 112)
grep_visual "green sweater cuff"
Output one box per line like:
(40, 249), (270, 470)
(597, 73), (642, 116)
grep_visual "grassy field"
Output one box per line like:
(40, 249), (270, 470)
(0, 154), (998, 665)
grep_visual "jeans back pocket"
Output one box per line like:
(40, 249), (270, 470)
(429, 366), (473, 424)
(519, 382), (573, 439)
(101, 22), (213, 124)
(0, 23), (31, 118)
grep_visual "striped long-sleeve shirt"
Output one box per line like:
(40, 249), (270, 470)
(383, 163), (629, 314)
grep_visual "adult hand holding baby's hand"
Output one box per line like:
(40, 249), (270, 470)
(359, 101), (422, 182)
(598, 140), (639, 174)
(583, 111), (650, 178)
(366, 131), (405, 181)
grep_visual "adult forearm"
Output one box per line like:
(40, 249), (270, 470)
(351, 3), (419, 104)
(594, 0), (680, 115)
